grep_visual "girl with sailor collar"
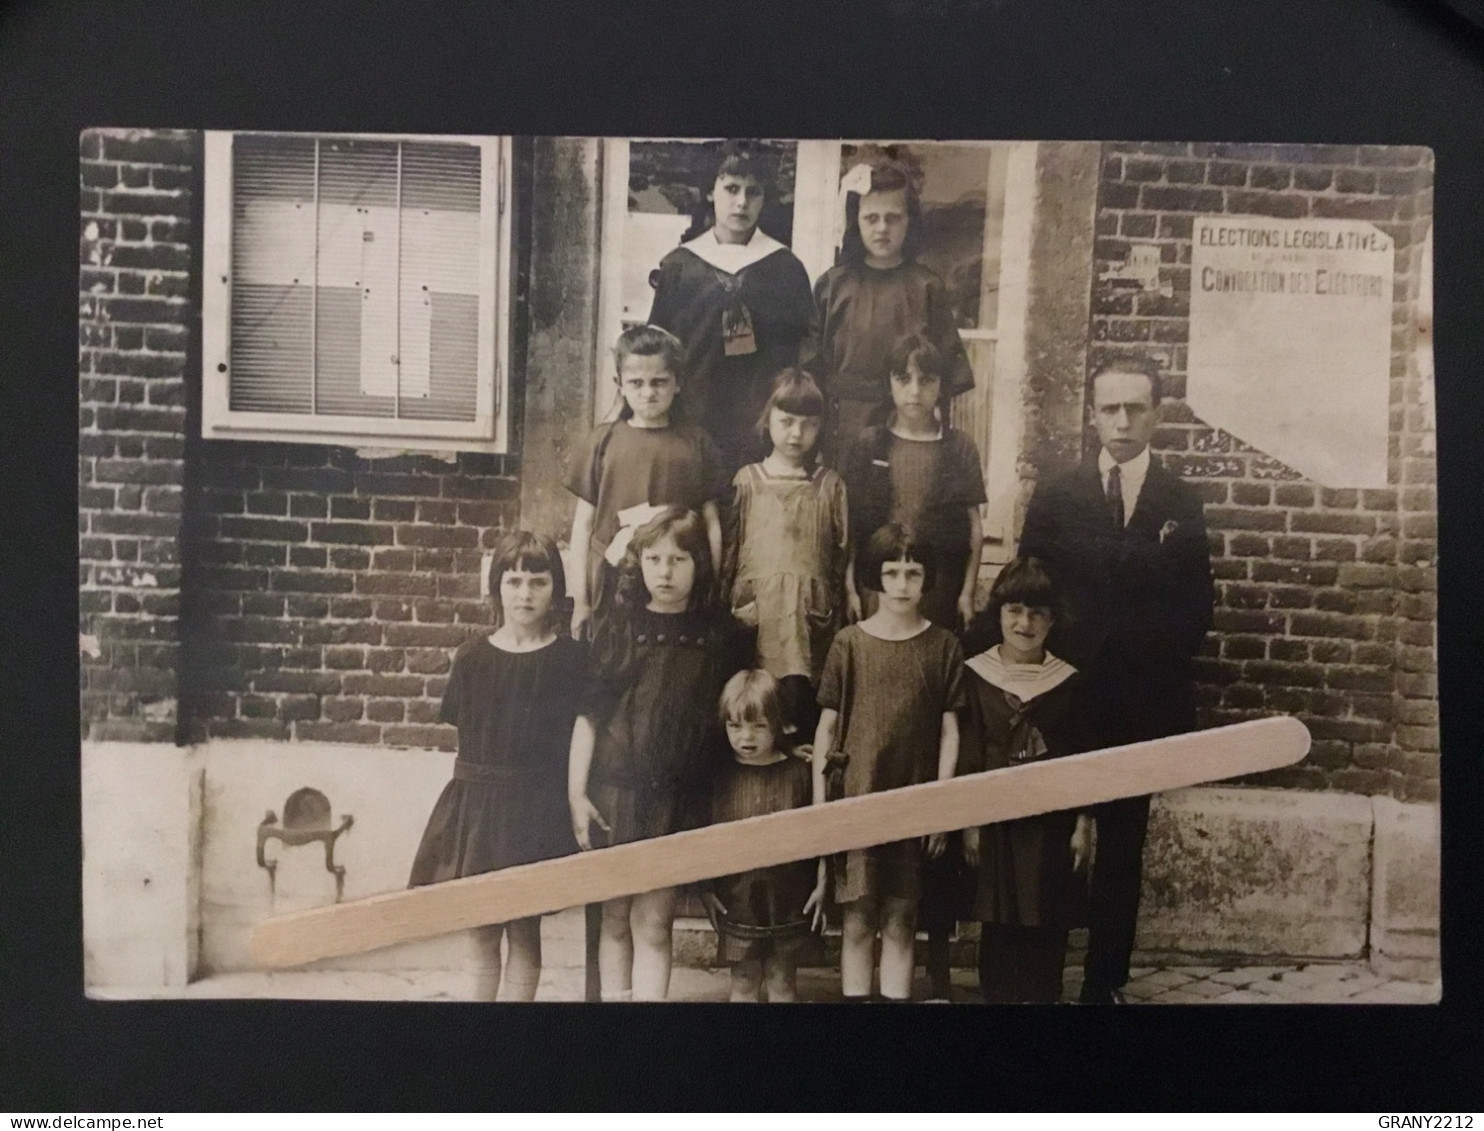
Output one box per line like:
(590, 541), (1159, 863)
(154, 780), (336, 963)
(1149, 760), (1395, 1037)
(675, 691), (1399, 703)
(648, 140), (815, 475)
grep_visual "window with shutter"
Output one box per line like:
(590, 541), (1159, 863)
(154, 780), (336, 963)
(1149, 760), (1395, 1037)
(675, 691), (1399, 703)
(202, 132), (512, 452)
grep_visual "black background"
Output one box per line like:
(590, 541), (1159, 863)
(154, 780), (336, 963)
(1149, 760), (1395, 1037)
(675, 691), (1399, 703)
(3, 0), (1482, 1111)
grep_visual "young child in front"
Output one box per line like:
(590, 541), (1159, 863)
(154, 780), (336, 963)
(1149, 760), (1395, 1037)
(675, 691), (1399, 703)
(801, 156), (975, 462)
(844, 335), (986, 633)
(704, 669), (827, 1003)
(565, 324), (728, 641)
(408, 531), (584, 1002)
(723, 368), (849, 738)
(567, 507), (749, 1001)
(960, 557), (1093, 1003)
(812, 523), (967, 1002)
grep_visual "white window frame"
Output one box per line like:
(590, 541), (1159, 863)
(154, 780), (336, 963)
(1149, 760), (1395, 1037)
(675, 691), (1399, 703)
(201, 130), (513, 453)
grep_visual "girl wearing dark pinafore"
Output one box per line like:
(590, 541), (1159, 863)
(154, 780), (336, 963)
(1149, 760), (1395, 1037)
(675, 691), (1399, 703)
(566, 506), (750, 1001)
(408, 531), (582, 1002)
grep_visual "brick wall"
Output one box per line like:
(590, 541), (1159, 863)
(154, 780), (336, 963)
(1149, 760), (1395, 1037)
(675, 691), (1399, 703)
(179, 444), (518, 749)
(79, 129), (523, 749)
(1089, 142), (1436, 801)
(79, 129), (195, 742)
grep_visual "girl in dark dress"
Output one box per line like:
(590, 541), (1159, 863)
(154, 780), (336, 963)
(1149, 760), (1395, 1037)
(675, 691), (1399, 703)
(703, 669), (827, 1002)
(801, 157), (975, 464)
(567, 507), (750, 1001)
(960, 557), (1094, 1003)
(408, 531), (582, 1002)
(648, 141), (816, 475)
(843, 335), (986, 632)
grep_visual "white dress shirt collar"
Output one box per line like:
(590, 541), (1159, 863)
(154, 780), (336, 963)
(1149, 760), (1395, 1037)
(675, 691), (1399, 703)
(1098, 444), (1151, 525)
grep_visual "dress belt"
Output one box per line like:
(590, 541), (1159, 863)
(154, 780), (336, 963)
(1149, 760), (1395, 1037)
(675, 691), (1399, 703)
(452, 758), (529, 785)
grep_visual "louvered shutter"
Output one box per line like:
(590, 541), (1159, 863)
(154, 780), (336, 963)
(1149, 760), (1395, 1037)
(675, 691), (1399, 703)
(227, 134), (486, 425)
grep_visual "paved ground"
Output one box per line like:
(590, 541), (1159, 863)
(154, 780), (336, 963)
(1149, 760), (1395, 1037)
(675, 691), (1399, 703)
(94, 908), (1440, 1004)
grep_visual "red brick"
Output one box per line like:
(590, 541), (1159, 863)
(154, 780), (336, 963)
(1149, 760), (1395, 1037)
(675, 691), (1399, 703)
(437, 574), (482, 600)
(1312, 196), (1394, 221)
(1264, 687), (1313, 714)
(354, 472), (443, 498)
(1313, 590), (1357, 614)
(312, 521), (397, 545)
(442, 477), (517, 502)
(1269, 639), (1308, 662)
(241, 544), (284, 567)
(1209, 507), (1286, 532)
(1224, 191), (1307, 219)
(1398, 700), (1438, 726)
(296, 721), (383, 745)
(289, 546), (327, 568)
(278, 694), (321, 723)
(383, 725), (456, 751)
(284, 590), (329, 617)
(416, 500), (459, 525)
(406, 648), (451, 675)
(252, 670), (343, 695)
(322, 697), (365, 722)
(240, 592), (284, 616)
(373, 600), (413, 622)
(324, 647), (366, 670)
(1290, 612), (1374, 640)
(415, 549), (455, 573)
(298, 621), (382, 645)
(341, 673), (425, 697)
(289, 495), (328, 518)
(1312, 538), (1357, 562)
(367, 698), (406, 723)
(1222, 636), (1266, 659)
(357, 573), (437, 597)
(1212, 610), (1284, 634)
(1291, 512), (1375, 535)
(397, 524), (479, 549)
(271, 571), (355, 594)
(1245, 662), (1323, 689)
(208, 718), (290, 741)
(384, 624), (470, 648)
(1252, 561), (1338, 586)
(1268, 587), (1312, 610)
(218, 516), (307, 542)
(1292, 167), (1333, 192)
(330, 547), (372, 571)
(367, 648), (406, 673)
(1230, 482), (1270, 506)
(1326, 667), (1393, 694)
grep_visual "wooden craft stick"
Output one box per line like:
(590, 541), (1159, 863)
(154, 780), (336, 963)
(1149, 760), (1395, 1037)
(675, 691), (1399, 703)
(250, 715), (1309, 968)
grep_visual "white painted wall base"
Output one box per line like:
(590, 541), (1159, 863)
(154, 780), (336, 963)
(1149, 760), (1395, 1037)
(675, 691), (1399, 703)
(81, 739), (1442, 995)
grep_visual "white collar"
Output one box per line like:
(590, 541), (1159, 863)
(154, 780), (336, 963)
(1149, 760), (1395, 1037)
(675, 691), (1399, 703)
(966, 645), (1077, 702)
(1098, 444), (1151, 485)
(681, 228), (787, 274)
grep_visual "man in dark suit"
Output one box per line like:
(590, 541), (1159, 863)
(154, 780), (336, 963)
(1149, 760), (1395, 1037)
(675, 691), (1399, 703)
(1018, 355), (1214, 1004)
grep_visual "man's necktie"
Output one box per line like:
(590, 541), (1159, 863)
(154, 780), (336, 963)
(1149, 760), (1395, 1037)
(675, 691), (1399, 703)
(1106, 464), (1125, 529)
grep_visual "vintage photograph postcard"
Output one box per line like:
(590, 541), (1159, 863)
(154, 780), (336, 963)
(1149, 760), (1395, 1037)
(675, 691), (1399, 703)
(79, 132), (1438, 1004)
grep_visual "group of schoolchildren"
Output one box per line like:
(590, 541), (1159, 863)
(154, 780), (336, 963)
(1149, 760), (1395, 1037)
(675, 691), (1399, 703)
(410, 143), (1093, 1004)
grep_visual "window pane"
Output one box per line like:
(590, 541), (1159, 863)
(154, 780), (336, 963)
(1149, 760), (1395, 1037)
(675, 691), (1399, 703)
(230, 135), (317, 412)
(947, 337), (996, 468)
(229, 284), (313, 413)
